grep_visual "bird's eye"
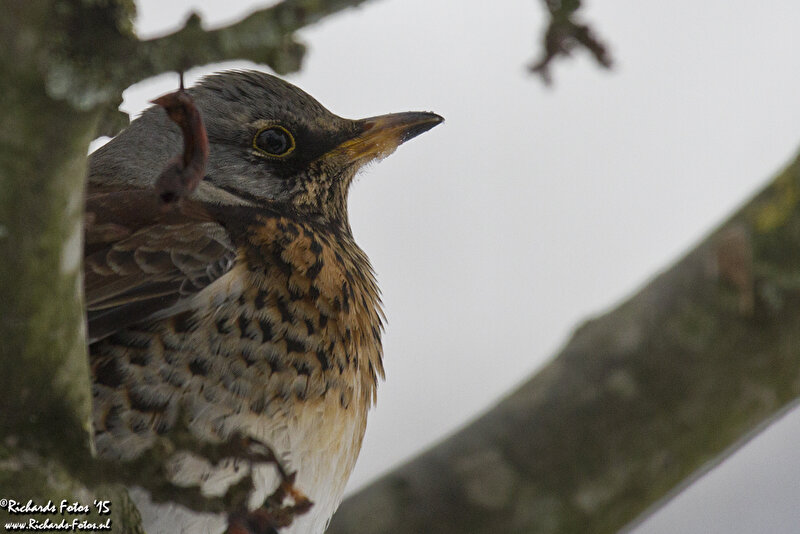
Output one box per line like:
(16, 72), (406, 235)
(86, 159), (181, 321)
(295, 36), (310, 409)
(253, 125), (295, 158)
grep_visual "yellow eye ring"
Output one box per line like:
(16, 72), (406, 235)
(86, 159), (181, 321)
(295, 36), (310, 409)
(253, 124), (295, 158)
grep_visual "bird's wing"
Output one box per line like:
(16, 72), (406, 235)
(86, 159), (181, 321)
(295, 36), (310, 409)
(84, 189), (236, 343)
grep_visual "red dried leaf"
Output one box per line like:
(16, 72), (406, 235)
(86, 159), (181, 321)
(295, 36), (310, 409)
(152, 74), (209, 204)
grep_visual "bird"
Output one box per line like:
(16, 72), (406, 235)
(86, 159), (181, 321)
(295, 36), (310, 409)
(84, 70), (442, 533)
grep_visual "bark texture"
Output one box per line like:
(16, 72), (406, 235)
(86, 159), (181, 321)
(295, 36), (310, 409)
(329, 152), (800, 533)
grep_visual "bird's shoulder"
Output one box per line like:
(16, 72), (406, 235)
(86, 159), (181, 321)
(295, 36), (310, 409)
(83, 184), (378, 345)
(84, 186), (237, 342)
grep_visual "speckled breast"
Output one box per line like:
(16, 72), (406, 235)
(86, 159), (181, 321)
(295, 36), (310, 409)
(90, 213), (384, 504)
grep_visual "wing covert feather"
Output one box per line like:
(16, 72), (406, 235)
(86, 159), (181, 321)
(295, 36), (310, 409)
(84, 189), (236, 342)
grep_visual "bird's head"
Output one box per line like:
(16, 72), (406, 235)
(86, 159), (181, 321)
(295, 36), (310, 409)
(90, 70), (443, 230)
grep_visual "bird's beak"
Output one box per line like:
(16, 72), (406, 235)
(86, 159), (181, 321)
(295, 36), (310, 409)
(334, 111), (444, 165)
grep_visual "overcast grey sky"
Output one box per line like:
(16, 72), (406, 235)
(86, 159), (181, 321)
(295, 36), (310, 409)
(111, 1), (800, 531)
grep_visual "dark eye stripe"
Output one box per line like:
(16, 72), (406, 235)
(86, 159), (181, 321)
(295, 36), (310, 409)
(253, 125), (295, 158)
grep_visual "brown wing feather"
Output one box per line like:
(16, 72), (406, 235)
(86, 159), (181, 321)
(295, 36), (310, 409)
(84, 189), (236, 343)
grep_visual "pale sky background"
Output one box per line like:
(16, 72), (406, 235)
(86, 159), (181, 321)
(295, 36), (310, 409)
(102, 1), (800, 531)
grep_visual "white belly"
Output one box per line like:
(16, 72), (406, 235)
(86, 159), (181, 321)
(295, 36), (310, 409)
(129, 386), (368, 534)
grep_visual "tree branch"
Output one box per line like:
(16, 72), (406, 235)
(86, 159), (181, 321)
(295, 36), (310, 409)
(329, 150), (800, 533)
(45, 0), (375, 114)
(136, 0), (375, 78)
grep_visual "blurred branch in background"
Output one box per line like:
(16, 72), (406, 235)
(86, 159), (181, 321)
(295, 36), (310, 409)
(329, 152), (800, 533)
(531, 0), (613, 84)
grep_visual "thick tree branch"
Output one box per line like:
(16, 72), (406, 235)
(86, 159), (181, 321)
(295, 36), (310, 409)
(329, 151), (800, 533)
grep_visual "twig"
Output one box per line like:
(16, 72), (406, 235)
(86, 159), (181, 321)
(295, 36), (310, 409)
(529, 0), (612, 84)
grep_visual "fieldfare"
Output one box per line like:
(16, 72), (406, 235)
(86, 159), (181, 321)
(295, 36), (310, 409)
(84, 70), (442, 533)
